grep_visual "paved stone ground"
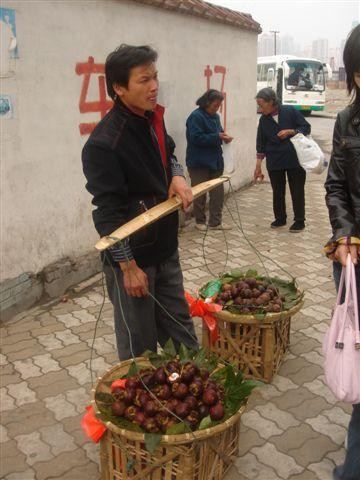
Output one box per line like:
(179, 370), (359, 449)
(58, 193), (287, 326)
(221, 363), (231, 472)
(324, 89), (348, 117)
(1, 161), (352, 478)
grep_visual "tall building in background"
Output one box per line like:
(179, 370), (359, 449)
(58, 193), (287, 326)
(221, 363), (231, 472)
(311, 38), (329, 62)
(258, 33), (298, 56)
(279, 34), (298, 55)
(258, 33), (274, 56)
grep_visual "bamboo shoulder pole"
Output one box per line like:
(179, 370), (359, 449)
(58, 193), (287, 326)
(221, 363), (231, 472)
(95, 175), (230, 251)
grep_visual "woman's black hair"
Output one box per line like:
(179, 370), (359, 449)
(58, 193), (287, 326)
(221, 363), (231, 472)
(196, 89), (224, 109)
(105, 44), (158, 100)
(343, 24), (360, 108)
(255, 87), (279, 107)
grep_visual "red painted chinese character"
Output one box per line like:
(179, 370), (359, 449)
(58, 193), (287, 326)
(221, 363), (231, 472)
(75, 57), (113, 135)
(204, 65), (227, 131)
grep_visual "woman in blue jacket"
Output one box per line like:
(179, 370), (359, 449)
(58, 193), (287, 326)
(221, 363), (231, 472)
(186, 89), (233, 230)
(254, 88), (311, 232)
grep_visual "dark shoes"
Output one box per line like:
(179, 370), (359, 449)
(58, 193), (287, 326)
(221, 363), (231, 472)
(270, 219), (286, 228)
(289, 221), (305, 232)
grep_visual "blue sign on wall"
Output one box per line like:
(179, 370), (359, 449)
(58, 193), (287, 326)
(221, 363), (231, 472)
(0, 7), (18, 58)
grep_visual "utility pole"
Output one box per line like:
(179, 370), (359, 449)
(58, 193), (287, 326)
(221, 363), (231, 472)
(270, 30), (280, 55)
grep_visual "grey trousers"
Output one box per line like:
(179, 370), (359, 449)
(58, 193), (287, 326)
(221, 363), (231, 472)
(104, 250), (199, 360)
(188, 168), (224, 227)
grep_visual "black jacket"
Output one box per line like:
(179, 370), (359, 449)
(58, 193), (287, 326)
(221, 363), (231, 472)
(256, 105), (311, 171)
(325, 106), (360, 242)
(82, 101), (179, 268)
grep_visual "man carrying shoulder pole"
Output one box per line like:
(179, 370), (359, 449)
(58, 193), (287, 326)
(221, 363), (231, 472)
(82, 44), (198, 360)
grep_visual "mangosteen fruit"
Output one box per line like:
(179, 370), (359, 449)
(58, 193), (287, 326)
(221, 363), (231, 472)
(111, 400), (126, 417)
(210, 403), (225, 421)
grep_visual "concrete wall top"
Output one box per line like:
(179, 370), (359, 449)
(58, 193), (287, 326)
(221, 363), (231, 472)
(1, 0), (259, 281)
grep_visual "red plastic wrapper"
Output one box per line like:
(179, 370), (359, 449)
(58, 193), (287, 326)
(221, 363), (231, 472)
(185, 291), (222, 344)
(111, 378), (127, 391)
(81, 405), (107, 443)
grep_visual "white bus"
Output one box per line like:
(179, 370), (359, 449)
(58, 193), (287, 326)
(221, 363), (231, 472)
(257, 55), (331, 115)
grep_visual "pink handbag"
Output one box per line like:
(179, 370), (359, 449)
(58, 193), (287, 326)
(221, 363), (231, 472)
(323, 254), (360, 403)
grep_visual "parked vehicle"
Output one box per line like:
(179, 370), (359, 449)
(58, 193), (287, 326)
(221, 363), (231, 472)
(257, 55), (332, 115)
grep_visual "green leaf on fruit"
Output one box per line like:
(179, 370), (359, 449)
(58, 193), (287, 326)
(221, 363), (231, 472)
(245, 269), (258, 278)
(254, 312), (266, 322)
(198, 415), (213, 430)
(179, 344), (191, 363)
(163, 338), (177, 358)
(229, 268), (244, 278)
(144, 433), (162, 454)
(95, 392), (114, 405)
(165, 422), (191, 435)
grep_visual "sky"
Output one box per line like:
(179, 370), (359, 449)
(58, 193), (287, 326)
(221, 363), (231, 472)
(210, 0), (360, 49)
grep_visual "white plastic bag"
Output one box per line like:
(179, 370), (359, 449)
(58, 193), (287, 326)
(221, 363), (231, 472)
(290, 133), (328, 174)
(222, 143), (235, 174)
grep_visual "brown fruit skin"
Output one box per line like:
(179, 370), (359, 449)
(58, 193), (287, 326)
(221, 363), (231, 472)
(123, 388), (136, 405)
(172, 382), (189, 399)
(184, 395), (198, 410)
(230, 286), (238, 297)
(252, 288), (261, 298)
(155, 412), (171, 432)
(126, 377), (140, 390)
(255, 296), (266, 306)
(234, 297), (243, 305)
(139, 392), (150, 408)
(175, 402), (190, 418)
(220, 291), (231, 301)
(134, 388), (145, 407)
(198, 404), (210, 419)
(142, 417), (160, 433)
(221, 283), (232, 291)
(133, 410), (147, 425)
(165, 361), (180, 375)
(258, 285), (266, 293)
(124, 405), (138, 421)
(243, 289), (253, 299)
(165, 398), (179, 413)
(271, 303), (281, 312)
(236, 281), (248, 290)
(210, 403), (225, 421)
(112, 388), (126, 401)
(245, 278), (257, 288)
(140, 373), (155, 388)
(259, 293), (271, 303)
(144, 400), (158, 417)
(186, 410), (200, 430)
(157, 383), (171, 400)
(153, 367), (167, 384)
(111, 400), (126, 417)
(189, 380), (203, 397)
(202, 389), (219, 406)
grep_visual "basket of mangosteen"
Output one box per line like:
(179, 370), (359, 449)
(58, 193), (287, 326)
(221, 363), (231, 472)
(199, 269), (304, 383)
(92, 340), (260, 480)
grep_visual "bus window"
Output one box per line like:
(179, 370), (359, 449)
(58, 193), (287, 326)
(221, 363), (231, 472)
(260, 63), (276, 82)
(257, 64), (261, 82)
(285, 61), (324, 91)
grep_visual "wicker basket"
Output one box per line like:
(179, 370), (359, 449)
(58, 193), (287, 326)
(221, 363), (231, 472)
(92, 358), (246, 480)
(202, 300), (303, 383)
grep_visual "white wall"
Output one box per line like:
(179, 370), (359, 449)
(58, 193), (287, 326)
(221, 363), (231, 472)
(1, 0), (258, 281)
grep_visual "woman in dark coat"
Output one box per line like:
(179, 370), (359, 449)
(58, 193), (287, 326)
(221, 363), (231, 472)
(254, 88), (311, 232)
(186, 89), (233, 231)
(324, 24), (360, 480)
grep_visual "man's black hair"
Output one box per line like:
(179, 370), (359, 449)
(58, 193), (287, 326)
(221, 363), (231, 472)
(105, 44), (158, 100)
(343, 24), (360, 108)
(255, 87), (279, 107)
(196, 89), (224, 110)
